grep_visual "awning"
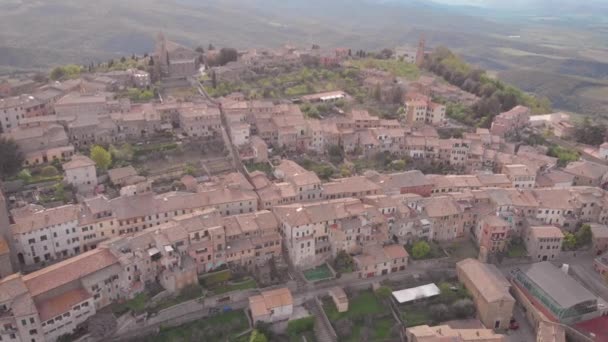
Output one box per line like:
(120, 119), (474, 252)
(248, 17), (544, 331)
(147, 247), (160, 256)
(392, 283), (440, 304)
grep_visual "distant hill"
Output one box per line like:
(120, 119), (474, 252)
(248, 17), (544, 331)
(1, 0), (608, 117)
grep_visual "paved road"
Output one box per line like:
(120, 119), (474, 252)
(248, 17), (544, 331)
(505, 304), (536, 342)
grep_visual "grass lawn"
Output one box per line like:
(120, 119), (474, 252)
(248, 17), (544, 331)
(144, 310), (249, 342)
(149, 285), (204, 312)
(507, 241), (528, 258)
(245, 162), (272, 175)
(349, 58), (420, 80)
(111, 292), (149, 316)
(212, 277), (257, 295)
(324, 290), (382, 321)
(373, 316), (394, 339)
(402, 306), (432, 327)
(443, 239), (479, 260)
(303, 264), (334, 282)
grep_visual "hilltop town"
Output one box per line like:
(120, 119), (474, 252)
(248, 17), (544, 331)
(1, 34), (608, 342)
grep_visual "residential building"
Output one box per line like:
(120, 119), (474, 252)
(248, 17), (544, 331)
(329, 287), (348, 313)
(0, 236), (12, 278)
(429, 175), (482, 195)
(54, 92), (126, 121)
(323, 176), (381, 200)
(475, 216), (510, 254)
(353, 244), (408, 278)
(456, 259), (515, 330)
(502, 164), (536, 189)
(10, 205), (81, 267)
(249, 287), (293, 323)
(564, 160), (608, 187)
(63, 155), (97, 193)
(406, 324), (505, 342)
(2, 123), (71, 166)
(0, 94), (49, 132)
(178, 105), (222, 138)
(230, 122), (250, 146)
(107, 166), (141, 187)
(273, 198), (387, 268)
(600, 142), (608, 161)
(589, 223), (608, 255)
(525, 226), (564, 262)
(536, 170), (574, 188)
(274, 160), (322, 202)
(403, 96), (446, 126)
(368, 170), (433, 197)
(490, 105), (530, 137)
(111, 106), (162, 140)
(422, 196), (465, 241)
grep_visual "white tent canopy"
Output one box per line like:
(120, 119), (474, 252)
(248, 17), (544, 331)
(392, 283), (440, 304)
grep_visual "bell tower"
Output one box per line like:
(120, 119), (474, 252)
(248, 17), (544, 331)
(415, 34), (426, 67)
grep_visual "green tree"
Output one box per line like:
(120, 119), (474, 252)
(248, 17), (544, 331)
(392, 159), (406, 171)
(50, 67), (66, 80)
(327, 145), (345, 165)
(438, 282), (461, 303)
(375, 286), (392, 300)
(333, 250), (354, 273)
(412, 241), (431, 259)
(110, 143), (134, 162)
(0, 137), (24, 179)
(563, 232), (577, 251)
(249, 330), (267, 342)
(576, 224), (592, 247)
(17, 169), (32, 182)
(90, 145), (112, 170)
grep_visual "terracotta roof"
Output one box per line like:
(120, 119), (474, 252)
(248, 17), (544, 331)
(11, 204), (80, 234)
(23, 248), (117, 296)
(456, 258), (514, 303)
(383, 244), (409, 259)
(424, 197), (461, 217)
(0, 236), (9, 255)
(273, 198), (364, 227)
(63, 155), (95, 170)
(565, 160), (608, 180)
(36, 286), (91, 321)
(503, 164), (534, 177)
(476, 173), (511, 187)
(590, 223), (608, 239)
(529, 226), (564, 239)
(108, 166), (138, 183)
(249, 287), (293, 317)
(323, 176), (381, 196)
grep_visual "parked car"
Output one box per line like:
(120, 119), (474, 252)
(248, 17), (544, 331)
(509, 318), (519, 330)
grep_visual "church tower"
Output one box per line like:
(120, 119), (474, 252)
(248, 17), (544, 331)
(155, 32), (169, 76)
(415, 34), (426, 67)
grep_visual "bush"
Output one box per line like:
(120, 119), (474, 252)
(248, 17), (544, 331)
(334, 318), (354, 338)
(40, 165), (59, 177)
(18, 169), (32, 182)
(451, 299), (476, 319)
(286, 316), (314, 336)
(333, 250), (355, 273)
(430, 304), (449, 323)
(412, 241), (431, 259)
(199, 269), (231, 287)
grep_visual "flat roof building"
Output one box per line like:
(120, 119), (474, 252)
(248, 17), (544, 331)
(511, 262), (599, 323)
